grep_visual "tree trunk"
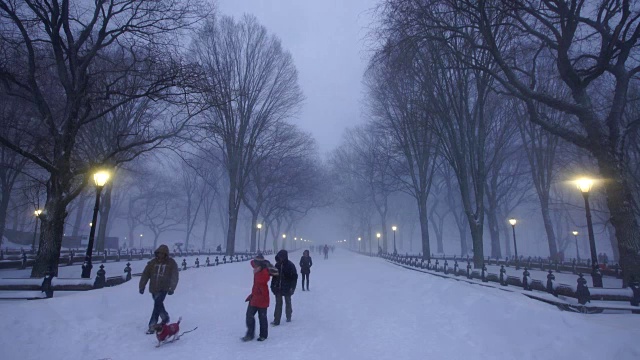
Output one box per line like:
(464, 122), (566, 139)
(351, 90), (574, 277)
(30, 189), (68, 278)
(128, 228), (135, 249)
(71, 194), (87, 237)
(467, 213), (485, 268)
(597, 155), (640, 286)
(454, 212), (468, 256)
(436, 215), (444, 254)
(201, 211), (210, 250)
(428, 200), (444, 254)
(250, 211), (258, 252)
(263, 223), (268, 251)
(0, 192), (10, 248)
(540, 200), (558, 260)
(486, 209), (502, 259)
(606, 222), (619, 262)
(418, 199), (431, 259)
(225, 195), (240, 255)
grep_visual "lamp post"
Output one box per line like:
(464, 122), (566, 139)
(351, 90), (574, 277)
(392, 226), (397, 255)
(81, 170), (110, 278)
(294, 237), (297, 250)
(257, 223), (262, 252)
(139, 233), (143, 249)
(358, 237), (361, 252)
(572, 231), (580, 262)
(282, 234), (286, 250)
(376, 233), (381, 255)
(576, 178), (603, 287)
(32, 209), (42, 253)
(508, 218), (519, 270)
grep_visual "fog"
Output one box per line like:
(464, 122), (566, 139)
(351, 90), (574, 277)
(0, 0), (637, 281)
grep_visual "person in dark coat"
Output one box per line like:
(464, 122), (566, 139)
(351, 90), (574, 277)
(299, 249), (312, 291)
(242, 254), (274, 342)
(270, 249), (298, 325)
(139, 244), (179, 334)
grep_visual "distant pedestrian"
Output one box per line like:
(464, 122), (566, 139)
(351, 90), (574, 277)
(299, 250), (313, 291)
(242, 253), (276, 342)
(139, 244), (179, 334)
(323, 244), (329, 260)
(270, 250), (298, 325)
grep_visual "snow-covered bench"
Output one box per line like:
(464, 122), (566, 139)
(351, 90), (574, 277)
(0, 264), (129, 299)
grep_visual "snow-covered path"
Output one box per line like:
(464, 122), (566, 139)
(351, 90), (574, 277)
(1, 249), (638, 360)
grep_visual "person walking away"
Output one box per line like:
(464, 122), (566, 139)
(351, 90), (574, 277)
(271, 249), (298, 325)
(242, 254), (276, 342)
(323, 244), (329, 260)
(299, 250), (313, 291)
(139, 244), (179, 334)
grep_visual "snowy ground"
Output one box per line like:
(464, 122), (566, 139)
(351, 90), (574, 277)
(0, 249), (638, 360)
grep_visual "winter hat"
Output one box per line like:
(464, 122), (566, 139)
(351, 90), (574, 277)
(255, 253), (265, 260)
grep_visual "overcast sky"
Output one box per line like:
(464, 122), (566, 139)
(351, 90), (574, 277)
(218, 0), (377, 156)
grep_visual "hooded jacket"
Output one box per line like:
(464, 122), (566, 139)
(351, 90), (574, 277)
(247, 259), (271, 308)
(270, 250), (298, 296)
(139, 245), (179, 294)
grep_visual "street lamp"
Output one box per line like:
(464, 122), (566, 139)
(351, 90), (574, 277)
(139, 233), (143, 249)
(508, 218), (519, 270)
(392, 226), (397, 255)
(576, 177), (602, 287)
(282, 233), (286, 249)
(257, 223), (262, 252)
(32, 209), (42, 253)
(358, 237), (361, 252)
(572, 231), (580, 262)
(376, 233), (381, 255)
(81, 169), (110, 278)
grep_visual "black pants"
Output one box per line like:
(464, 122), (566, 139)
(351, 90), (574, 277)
(273, 294), (292, 323)
(301, 273), (309, 290)
(246, 305), (268, 339)
(149, 291), (169, 327)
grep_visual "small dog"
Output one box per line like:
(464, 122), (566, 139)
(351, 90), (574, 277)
(151, 317), (181, 346)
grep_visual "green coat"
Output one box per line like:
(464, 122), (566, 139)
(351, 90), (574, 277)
(139, 245), (179, 294)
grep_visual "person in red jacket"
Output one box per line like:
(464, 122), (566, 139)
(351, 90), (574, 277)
(242, 254), (275, 342)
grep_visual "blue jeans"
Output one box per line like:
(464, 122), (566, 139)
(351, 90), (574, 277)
(246, 305), (268, 339)
(149, 291), (169, 327)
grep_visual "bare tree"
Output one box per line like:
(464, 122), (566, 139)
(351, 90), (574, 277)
(191, 14), (304, 255)
(483, 101), (522, 259)
(175, 160), (204, 251)
(383, 0), (640, 284)
(516, 102), (565, 260)
(331, 125), (400, 253)
(0, 0), (206, 277)
(0, 94), (29, 246)
(365, 46), (440, 259)
(425, 37), (497, 267)
(243, 123), (318, 252)
(135, 177), (185, 250)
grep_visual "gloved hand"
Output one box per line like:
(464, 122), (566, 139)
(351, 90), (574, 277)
(139, 288), (144, 295)
(168, 289), (174, 295)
